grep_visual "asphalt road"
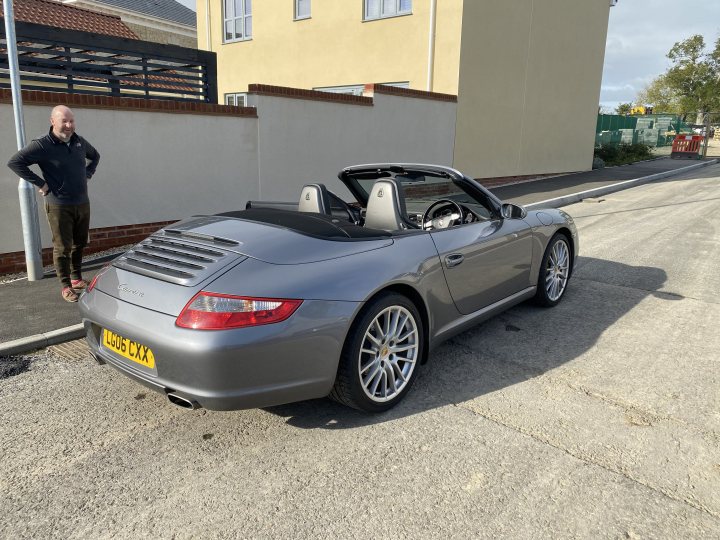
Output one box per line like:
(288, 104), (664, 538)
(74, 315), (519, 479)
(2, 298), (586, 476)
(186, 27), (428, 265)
(1, 165), (719, 538)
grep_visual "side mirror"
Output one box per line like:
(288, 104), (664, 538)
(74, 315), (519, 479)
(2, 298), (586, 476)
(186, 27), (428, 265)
(501, 203), (527, 220)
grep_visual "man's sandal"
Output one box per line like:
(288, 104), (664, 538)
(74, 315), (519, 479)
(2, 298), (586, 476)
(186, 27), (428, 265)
(62, 287), (79, 303)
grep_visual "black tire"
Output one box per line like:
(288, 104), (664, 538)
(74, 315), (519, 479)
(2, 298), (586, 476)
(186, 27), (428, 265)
(330, 293), (424, 413)
(533, 233), (572, 307)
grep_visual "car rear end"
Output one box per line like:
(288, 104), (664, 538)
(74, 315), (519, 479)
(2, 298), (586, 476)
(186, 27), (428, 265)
(79, 221), (359, 410)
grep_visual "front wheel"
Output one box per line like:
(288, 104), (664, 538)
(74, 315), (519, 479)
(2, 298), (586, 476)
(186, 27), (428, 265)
(533, 233), (571, 307)
(330, 293), (424, 413)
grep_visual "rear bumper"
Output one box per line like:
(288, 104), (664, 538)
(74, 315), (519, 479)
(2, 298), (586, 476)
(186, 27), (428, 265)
(80, 289), (360, 410)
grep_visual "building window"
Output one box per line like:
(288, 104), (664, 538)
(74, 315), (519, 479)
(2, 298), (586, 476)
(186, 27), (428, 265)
(295, 0), (311, 20)
(224, 0), (252, 43)
(364, 0), (411, 21)
(314, 82), (409, 96)
(225, 92), (248, 106)
(314, 84), (365, 96)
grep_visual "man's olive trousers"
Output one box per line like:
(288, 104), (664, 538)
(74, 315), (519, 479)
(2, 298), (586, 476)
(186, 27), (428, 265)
(45, 202), (90, 288)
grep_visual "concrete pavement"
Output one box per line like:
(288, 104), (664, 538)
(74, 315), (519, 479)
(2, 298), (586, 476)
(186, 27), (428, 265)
(0, 156), (716, 356)
(2, 168), (719, 538)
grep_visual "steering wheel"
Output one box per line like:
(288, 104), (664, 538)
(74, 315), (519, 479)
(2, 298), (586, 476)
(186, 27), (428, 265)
(422, 199), (464, 230)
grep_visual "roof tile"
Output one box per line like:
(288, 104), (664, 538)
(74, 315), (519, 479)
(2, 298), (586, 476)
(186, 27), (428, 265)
(0, 0), (139, 40)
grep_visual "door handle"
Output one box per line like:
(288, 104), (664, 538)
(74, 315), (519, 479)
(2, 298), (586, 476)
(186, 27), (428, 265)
(445, 254), (464, 268)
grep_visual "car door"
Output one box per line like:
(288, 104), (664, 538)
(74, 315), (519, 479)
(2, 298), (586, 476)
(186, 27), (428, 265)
(430, 217), (533, 314)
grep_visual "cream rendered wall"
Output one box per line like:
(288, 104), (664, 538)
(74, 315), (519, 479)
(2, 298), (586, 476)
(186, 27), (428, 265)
(453, 0), (610, 179)
(196, 0), (464, 97)
(250, 92), (457, 202)
(0, 104), (259, 253)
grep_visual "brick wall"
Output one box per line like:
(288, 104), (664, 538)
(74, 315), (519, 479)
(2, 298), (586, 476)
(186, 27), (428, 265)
(0, 220), (176, 274)
(364, 84), (457, 103)
(248, 84), (373, 106)
(0, 89), (257, 117)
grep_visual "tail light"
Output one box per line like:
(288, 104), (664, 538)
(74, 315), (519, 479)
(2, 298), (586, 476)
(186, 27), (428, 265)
(87, 263), (111, 292)
(176, 292), (303, 330)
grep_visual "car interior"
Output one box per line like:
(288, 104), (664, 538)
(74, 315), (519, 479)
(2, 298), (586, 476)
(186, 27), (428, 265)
(217, 174), (496, 240)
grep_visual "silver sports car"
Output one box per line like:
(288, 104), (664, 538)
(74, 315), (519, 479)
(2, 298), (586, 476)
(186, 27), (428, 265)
(80, 164), (578, 413)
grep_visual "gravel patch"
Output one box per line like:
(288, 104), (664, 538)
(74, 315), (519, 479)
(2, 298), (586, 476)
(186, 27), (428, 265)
(0, 349), (57, 379)
(0, 355), (32, 379)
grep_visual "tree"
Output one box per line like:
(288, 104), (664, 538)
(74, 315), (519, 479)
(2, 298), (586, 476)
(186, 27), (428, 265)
(637, 74), (681, 114)
(636, 34), (720, 116)
(615, 102), (633, 115)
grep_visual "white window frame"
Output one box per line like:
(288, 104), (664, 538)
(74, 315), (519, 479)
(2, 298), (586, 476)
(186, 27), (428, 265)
(379, 81), (410, 89)
(313, 81), (409, 96)
(224, 92), (248, 106)
(223, 0), (252, 43)
(295, 0), (311, 20)
(364, 0), (412, 21)
(313, 84), (365, 96)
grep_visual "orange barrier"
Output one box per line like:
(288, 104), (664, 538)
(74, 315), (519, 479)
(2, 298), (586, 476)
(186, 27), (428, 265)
(670, 134), (703, 159)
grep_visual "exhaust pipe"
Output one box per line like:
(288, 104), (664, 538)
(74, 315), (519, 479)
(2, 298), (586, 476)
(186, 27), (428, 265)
(167, 393), (200, 410)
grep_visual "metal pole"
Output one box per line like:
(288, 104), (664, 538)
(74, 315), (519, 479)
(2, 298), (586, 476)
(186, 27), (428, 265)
(3, 0), (44, 281)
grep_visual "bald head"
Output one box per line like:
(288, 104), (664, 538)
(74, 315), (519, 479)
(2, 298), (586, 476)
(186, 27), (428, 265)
(50, 105), (75, 142)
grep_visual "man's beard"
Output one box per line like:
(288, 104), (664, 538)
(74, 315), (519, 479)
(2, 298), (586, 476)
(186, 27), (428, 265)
(54, 130), (72, 142)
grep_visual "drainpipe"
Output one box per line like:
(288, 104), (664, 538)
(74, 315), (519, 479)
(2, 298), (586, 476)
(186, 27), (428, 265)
(3, 0), (44, 281)
(426, 0), (437, 92)
(205, 0), (212, 51)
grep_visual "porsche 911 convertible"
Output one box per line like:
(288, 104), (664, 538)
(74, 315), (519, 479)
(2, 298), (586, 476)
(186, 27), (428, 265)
(79, 164), (578, 413)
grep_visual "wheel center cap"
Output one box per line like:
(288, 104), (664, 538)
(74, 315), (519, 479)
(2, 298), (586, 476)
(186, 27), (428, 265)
(380, 346), (389, 358)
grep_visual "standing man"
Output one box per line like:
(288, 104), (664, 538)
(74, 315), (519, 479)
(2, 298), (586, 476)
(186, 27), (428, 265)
(7, 105), (100, 302)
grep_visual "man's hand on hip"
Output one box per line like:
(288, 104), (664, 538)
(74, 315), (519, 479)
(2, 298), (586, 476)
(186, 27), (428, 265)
(39, 183), (49, 196)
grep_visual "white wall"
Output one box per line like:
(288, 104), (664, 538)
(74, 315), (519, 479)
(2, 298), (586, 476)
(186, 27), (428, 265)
(251, 92), (457, 201)
(0, 103), (259, 254)
(1, 91), (455, 256)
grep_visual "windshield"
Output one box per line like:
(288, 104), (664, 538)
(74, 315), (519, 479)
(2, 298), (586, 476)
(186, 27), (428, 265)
(356, 173), (495, 220)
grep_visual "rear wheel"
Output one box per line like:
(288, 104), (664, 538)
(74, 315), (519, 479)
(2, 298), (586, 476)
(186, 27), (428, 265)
(534, 233), (571, 307)
(330, 293), (423, 413)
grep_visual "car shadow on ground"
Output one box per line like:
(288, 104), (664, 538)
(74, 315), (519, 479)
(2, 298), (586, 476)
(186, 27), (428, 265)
(264, 256), (678, 429)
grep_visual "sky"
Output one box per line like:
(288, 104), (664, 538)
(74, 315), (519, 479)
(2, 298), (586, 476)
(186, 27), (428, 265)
(600, 0), (720, 112)
(176, 0), (196, 11)
(174, 0), (720, 113)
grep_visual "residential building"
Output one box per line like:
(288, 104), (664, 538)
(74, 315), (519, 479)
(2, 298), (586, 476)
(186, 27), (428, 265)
(196, 0), (614, 179)
(57, 0), (196, 47)
(0, 0), (138, 39)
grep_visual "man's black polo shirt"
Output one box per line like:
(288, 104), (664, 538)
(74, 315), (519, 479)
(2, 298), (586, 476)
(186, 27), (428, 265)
(7, 128), (100, 206)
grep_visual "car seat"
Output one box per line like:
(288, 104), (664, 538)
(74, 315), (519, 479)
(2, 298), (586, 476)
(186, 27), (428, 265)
(298, 183), (332, 215)
(363, 178), (418, 231)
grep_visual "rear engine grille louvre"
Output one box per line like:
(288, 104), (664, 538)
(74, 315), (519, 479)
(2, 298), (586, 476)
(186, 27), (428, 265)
(121, 258), (195, 279)
(130, 247), (206, 269)
(113, 234), (240, 286)
(146, 237), (224, 258)
(126, 250), (205, 271)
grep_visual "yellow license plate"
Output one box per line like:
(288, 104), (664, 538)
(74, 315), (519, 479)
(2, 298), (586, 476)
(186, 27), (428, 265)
(102, 329), (155, 369)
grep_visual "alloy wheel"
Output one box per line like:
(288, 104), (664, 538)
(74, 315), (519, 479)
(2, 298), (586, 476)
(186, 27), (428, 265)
(358, 305), (419, 403)
(545, 239), (570, 302)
